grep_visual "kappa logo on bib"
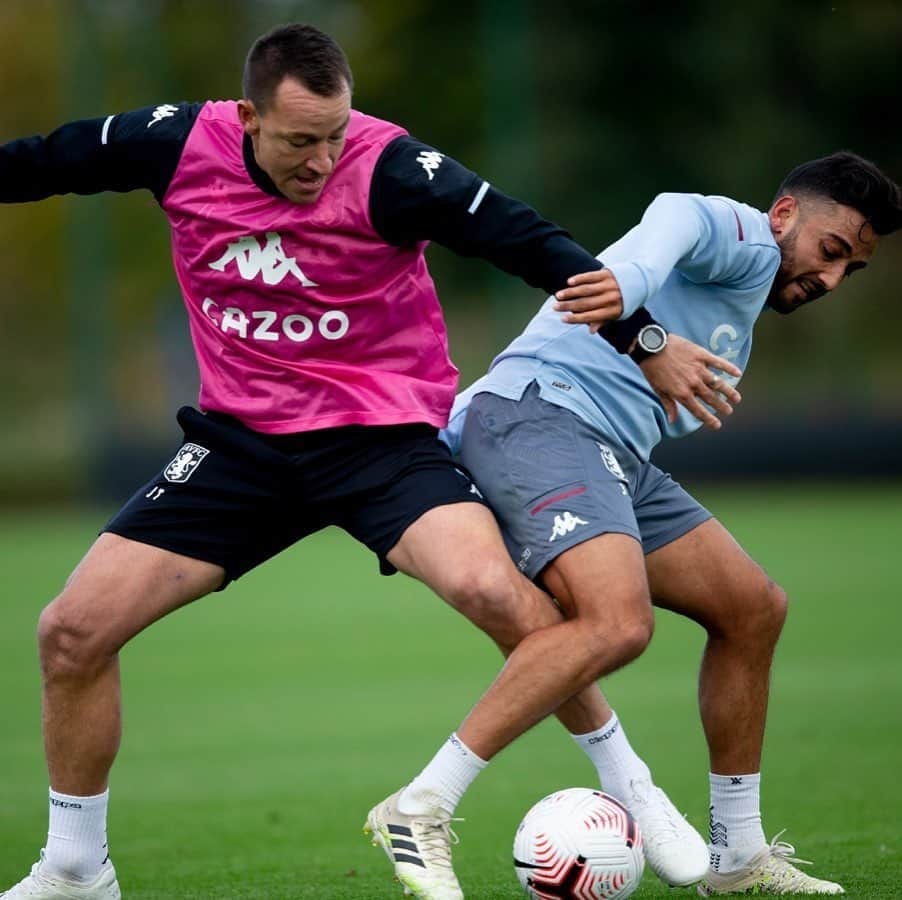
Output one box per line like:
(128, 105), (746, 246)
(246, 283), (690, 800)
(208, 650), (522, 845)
(209, 232), (318, 287)
(164, 443), (210, 483)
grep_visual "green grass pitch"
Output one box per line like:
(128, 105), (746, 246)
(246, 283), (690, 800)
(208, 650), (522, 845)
(1, 484), (900, 898)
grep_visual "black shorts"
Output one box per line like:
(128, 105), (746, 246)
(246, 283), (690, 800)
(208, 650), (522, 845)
(104, 407), (486, 586)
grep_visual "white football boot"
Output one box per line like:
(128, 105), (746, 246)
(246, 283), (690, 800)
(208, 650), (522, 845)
(698, 831), (845, 895)
(0, 853), (120, 899)
(364, 790), (464, 899)
(625, 778), (709, 886)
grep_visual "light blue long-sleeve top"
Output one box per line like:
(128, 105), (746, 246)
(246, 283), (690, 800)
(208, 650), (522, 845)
(444, 193), (781, 462)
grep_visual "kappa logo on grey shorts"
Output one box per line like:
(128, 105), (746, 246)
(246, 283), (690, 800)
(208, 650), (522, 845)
(164, 443), (210, 483)
(549, 511), (589, 542)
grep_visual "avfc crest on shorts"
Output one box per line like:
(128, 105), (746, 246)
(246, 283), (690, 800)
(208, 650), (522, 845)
(164, 443), (210, 483)
(596, 443), (626, 480)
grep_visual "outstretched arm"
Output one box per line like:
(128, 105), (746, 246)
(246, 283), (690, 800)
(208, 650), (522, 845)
(370, 135), (616, 318)
(0, 102), (202, 204)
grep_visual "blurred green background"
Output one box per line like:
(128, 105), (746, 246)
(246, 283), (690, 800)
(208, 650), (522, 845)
(1, 0), (900, 504)
(1, 6), (900, 896)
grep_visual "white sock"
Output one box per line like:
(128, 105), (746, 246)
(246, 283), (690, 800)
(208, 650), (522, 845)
(572, 711), (652, 803)
(399, 733), (488, 816)
(44, 788), (110, 882)
(708, 773), (767, 871)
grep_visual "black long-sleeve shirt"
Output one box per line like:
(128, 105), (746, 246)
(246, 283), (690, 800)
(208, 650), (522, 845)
(0, 101), (603, 295)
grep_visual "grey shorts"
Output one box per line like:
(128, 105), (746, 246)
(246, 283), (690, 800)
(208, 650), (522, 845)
(459, 383), (712, 581)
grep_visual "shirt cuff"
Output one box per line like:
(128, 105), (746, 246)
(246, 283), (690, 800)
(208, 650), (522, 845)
(606, 261), (650, 319)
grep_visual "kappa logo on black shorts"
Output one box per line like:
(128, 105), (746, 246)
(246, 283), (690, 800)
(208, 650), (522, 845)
(164, 443), (210, 483)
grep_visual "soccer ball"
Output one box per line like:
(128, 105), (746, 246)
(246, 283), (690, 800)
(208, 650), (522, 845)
(513, 788), (644, 899)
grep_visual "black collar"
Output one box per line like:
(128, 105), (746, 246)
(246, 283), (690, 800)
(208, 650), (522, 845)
(242, 133), (287, 199)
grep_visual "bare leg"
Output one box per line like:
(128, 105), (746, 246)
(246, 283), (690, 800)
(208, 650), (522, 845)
(388, 504), (650, 760)
(38, 534), (225, 794)
(384, 507), (712, 891)
(460, 574), (614, 738)
(644, 519), (787, 774)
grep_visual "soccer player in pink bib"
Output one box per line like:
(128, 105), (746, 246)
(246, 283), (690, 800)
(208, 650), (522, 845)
(0, 22), (714, 900)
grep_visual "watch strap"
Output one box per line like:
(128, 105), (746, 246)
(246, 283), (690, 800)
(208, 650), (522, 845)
(599, 307), (654, 354)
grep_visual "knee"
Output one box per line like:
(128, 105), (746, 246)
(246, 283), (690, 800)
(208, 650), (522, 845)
(743, 578), (787, 644)
(716, 578), (788, 646)
(443, 557), (559, 646)
(595, 603), (655, 669)
(37, 596), (115, 681)
(760, 579), (789, 638)
(627, 605), (656, 659)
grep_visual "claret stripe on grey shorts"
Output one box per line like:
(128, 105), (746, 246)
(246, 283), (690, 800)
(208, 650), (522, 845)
(458, 382), (711, 581)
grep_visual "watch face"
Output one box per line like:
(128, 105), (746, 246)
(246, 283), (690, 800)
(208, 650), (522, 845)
(639, 325), (666, 352)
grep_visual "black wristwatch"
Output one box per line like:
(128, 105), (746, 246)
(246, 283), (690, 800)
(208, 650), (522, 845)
(629, 324), (668, 363)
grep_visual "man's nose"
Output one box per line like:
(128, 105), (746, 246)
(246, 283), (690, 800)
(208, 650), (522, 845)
(307, 142), (334, 175)
(820, 264), (844, 292)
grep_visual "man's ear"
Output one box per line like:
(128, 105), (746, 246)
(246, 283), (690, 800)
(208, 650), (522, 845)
(237, 99), (260, 137)
(769, 194), (798, 237)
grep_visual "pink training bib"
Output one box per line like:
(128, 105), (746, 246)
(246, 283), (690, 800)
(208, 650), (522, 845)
(162, 102), (458, 434)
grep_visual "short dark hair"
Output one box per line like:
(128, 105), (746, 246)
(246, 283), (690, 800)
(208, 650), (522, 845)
(243, 24), (353, 112)
(775, 151), (902, 236)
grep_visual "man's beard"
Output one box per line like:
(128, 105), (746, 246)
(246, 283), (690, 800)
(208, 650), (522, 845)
(766, 230), (799, 315)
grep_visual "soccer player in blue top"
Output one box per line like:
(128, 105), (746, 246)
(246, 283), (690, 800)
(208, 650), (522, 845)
(430, 152), (901, 895)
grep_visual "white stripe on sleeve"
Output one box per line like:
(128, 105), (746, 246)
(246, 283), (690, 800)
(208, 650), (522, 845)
(100, 115), (115, 146)
(467, 181), (490, 215)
